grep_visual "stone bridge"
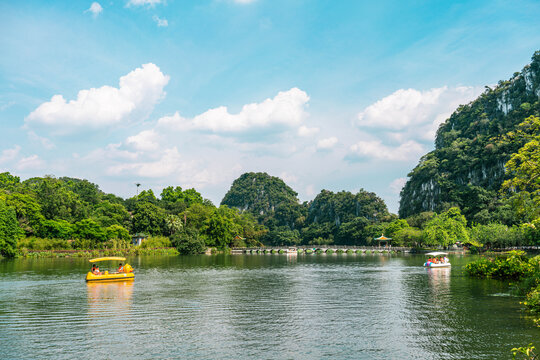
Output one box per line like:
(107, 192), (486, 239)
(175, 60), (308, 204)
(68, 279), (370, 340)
(231, 245), (412, 254)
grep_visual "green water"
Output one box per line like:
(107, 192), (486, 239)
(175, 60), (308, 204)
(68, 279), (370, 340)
(0, 254), (538, 359)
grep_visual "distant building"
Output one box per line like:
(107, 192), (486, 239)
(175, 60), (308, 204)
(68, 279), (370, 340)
(132, 233), (148, 246)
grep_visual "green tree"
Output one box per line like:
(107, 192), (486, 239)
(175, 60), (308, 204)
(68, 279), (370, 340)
(38, 219), (74, 239)
(0, 172), (20, 189)
(73, 219), (107, 242)
(384, 219), (409, 238)
(392, 227), (423, 247)
(181, 203), (215, 230)
(335, 217), (369, 245)
(501, 116), (540, 216)
(92, 200), (131, 228)
(203, 209), (236, 249)
(423, 207), (470, 247)
(171, 228), (206, 255)
(3, 192), (44, 236)
(164, 214), (183, 236)
(34, 176), (88, 222)
(0, 200), (19, 257)
(131, 202), (167, 235)
(105, 224), (130, 241)
(137, 189), (158, 203)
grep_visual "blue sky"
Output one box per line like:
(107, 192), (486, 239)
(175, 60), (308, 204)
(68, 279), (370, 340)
(1, 0), (539, 213)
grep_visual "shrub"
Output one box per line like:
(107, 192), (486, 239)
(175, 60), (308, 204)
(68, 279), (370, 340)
(17, 237), (71, 250)
(465, 251), (534, 279)
(170, 229), (206, 255)
(140, 235), (172, 248)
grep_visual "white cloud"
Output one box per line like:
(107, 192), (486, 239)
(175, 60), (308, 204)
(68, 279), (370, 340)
(127, 0), (162, 6)
(234, 0), (256, 3)
(26, 63), (169, 135)
(390, 177), (407, 194)
(158, 87), (310, 136)
(298, 125), (319, 137)
(16, 155), (45, 171)
(317, 137), (338, 150)
(126, 130), (160, 151)
(153, 15), (168, 27)
(86, 2), (103, 17)
(0, 146), (21, 163)
(347, 140), (424, 162)
(356, 86), (483, 142)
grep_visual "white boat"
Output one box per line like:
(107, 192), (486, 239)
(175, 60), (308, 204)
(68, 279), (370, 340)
(423, 251), (451, 267)
(286, 247), (298, 255)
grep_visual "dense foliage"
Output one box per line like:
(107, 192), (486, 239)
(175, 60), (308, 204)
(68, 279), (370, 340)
(0, 173), (267, 257)
(222, 172), (397, 246)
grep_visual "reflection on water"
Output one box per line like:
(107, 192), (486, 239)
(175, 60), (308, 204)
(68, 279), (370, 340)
(0, 254), (538, 359)
(87, 281), (133, 317)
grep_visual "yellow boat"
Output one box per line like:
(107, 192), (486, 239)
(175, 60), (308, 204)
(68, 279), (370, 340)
(85, 256), (134, 282)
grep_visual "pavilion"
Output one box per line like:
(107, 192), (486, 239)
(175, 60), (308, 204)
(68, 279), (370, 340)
(374, 234), (393, 247)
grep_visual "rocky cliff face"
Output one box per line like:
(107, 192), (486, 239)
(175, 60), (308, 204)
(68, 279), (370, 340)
(399, 51), (540, 220)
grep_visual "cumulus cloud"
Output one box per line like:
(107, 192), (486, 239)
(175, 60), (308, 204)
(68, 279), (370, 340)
(153, 15), (168, 27)
(317, 137), (338, 150)
(26, 63), (169, 135)
(356, 86), (482, 142)
(158, 87), (310, 137)
(86, 2), (103, 17)
(346, 140), (424, 162)
(126, 130), (160, 151)
(390, 177), (407, 194)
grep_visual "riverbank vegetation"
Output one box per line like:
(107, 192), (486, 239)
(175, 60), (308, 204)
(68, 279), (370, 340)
(465, 251), (540, 324)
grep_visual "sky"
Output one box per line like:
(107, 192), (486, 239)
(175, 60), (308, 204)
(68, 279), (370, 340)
(1, 0), (539, 213)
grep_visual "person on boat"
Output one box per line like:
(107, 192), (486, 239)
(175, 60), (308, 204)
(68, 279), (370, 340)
(444, 256), (449, 263)
(92, 264), (98, 274)
(118, 263), (124, 273)
(427, 258), (432, 266)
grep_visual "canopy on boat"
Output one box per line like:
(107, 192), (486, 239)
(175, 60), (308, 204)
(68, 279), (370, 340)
(425, 252), (448, 256)
(89, 257), (126, 263)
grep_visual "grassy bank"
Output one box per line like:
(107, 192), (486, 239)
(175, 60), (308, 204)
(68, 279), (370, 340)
(16, 247), (179, 258)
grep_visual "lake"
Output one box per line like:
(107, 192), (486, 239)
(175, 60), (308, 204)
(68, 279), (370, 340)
(0, 253), (538, 359)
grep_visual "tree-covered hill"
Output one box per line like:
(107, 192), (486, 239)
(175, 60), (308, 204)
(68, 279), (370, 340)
(222, 172), (394, 246)
(221, 172), (299, 215)
(399, 51), (540, 223)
